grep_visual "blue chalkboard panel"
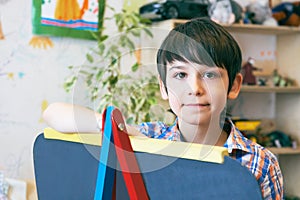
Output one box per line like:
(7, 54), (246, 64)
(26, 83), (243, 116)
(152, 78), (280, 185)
(33, 133), (262, 200)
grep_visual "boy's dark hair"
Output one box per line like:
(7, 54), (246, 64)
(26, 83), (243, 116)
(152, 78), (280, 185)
(156, 17), (242, 93)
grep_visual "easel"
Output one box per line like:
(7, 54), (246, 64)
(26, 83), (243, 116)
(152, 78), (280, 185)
(33, 106), (263, 199)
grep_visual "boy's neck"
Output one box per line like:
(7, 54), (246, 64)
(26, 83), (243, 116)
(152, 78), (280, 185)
(178, 120), (228, 146)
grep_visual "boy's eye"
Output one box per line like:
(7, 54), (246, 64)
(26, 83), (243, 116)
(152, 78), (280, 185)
(202, 71), (220, 79)
(174, 72), (187, 79)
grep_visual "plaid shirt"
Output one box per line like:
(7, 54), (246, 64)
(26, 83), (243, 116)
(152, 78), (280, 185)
(137, 119), (284, 200)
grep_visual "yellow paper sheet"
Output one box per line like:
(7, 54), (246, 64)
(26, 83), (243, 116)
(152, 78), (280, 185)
(43, 127), (228, 164)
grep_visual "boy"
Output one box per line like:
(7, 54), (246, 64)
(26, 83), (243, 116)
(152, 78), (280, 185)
(43, 17), (283, 199)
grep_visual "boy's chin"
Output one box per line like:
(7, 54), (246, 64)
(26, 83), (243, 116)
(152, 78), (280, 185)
(179, 111), (223, 126)
(179, 115), (211, 126)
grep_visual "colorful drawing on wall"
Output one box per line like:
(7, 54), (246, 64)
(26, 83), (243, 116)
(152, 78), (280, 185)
(0, 0), (12, 40)
(0, 71), (25, 80)
(0, 19), (4, 40)
(29, 36), (54, 49)
(32, 0), (105, 40)
(0, 52), (25, 80)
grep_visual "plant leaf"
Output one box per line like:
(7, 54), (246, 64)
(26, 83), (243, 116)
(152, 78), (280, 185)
(96, 69), (105, 80)
(143, 27), (153, 37)
(131, 62), (139, 72)
(130, 28), (141, 37)
(63, 76), (77, 92)
(126, 117), (134, 125)
(86, 53), (94, 63)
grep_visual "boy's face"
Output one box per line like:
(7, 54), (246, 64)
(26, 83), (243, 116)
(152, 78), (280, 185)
(160, 60), (242, 127)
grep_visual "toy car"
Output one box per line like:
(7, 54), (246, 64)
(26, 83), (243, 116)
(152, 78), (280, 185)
(139, 0), (210, 20)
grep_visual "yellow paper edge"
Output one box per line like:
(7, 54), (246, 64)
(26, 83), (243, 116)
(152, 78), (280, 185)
(43, 127), (228, 164)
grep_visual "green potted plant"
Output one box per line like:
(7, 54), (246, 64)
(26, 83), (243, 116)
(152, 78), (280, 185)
(64, 5), (166, 124)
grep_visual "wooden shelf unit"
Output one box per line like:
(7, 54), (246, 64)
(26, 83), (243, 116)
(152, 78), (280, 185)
(241, 86), (300, 93)
(268, 147), (300, 155)
(153, 18), (300, 197)
(156, 19), (300, 35)
(224, 23), (300, 35)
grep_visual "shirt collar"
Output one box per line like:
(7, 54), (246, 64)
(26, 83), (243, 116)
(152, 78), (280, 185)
(171, 118), (253, 154)
(225, 119), (253, 154)
(169, 118), (181, 141)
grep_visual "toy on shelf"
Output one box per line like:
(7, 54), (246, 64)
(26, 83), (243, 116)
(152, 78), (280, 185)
(208, 0), (243, 25)
(272, 2), (300, 27)
(241, 57), (262, 85)
(234, 118), (295, 148)
(244, 1), (278, 26)
(139, 0), (244, 22)
(272, 69), (297, 87)
(139, 0), (210, 20)
(257, 77), (268, 86)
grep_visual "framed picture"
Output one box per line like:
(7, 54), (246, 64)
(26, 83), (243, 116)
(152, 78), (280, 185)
(32, 0), (105, 40)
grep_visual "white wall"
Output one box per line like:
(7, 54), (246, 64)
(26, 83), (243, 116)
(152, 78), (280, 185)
(0, 0), (108, 182)
(0, 0), (152, 184)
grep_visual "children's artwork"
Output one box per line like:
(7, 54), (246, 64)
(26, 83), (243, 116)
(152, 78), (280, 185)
(0, 0), (12, 40)
(32, 0), (105, 40)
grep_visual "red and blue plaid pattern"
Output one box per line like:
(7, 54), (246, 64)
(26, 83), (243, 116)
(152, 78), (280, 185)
(137, 119), (283, 200)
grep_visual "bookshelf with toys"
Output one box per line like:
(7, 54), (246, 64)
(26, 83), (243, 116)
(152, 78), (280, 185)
(149, 18), (300, 197)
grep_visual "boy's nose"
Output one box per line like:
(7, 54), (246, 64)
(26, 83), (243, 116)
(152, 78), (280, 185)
(188, 78), (205, 96)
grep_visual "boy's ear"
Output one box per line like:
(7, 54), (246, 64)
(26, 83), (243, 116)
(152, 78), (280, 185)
(228, 73), (243, 99)
(159, 77), (168, 100)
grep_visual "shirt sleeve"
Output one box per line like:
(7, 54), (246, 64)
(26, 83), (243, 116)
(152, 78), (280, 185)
(259, 154), (284, 200)
(135, 121), (166, 138)
(135, 121), (179, 141)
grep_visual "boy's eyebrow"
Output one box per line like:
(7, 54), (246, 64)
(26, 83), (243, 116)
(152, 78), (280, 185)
(168, 64), (220, 72)
(168, 65), (188, 71)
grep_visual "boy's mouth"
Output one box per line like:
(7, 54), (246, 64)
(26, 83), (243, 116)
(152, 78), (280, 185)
(183, 103), (210, 107)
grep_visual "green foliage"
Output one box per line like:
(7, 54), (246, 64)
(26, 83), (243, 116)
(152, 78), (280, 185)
(64, 6), (165, 124)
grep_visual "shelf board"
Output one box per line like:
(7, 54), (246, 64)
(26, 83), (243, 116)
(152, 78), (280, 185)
(267, 147), (300, 155)
(156, 19), (300, 35)
(240, 86), (300, 93)
(223, 23), (300, 35)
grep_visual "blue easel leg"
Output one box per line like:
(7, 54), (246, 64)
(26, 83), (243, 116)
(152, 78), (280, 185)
(94, 106), (116, 200)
